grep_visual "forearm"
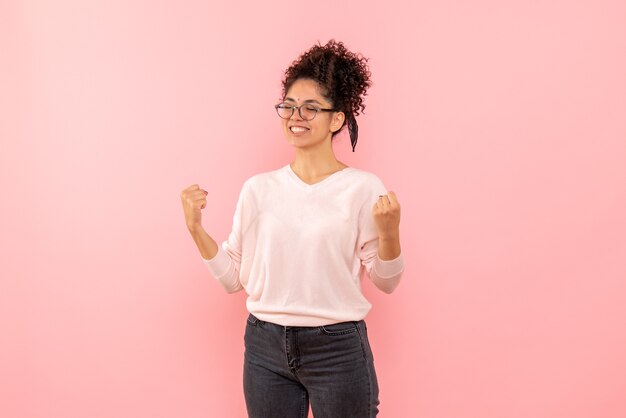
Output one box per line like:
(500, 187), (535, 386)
(188, 225), (219, 260)
(372, 232), (404, 293)
(378, 232), (401, 260)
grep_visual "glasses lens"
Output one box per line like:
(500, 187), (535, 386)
(276, 104), (292, 119)
(300, 105), (319, 121)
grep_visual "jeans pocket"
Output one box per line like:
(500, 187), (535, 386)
(319, 321), (358, 336)
(356, 321), (375, 362)
(246, 314), (260, 326)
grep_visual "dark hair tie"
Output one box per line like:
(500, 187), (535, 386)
(347, 113), (358, 152)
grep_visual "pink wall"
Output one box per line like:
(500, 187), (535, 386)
(2, 0), (625, 417)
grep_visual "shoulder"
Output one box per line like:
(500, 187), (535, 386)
(241, 165), (287, 192)
(345, 166), (387, 192)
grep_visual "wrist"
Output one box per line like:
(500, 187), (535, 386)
(187, 223), (204, 235)
(379, 232), (400, 242)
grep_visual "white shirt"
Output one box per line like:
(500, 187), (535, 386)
(202, 163), (405, 326)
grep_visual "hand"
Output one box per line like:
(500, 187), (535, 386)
(180, 184), (208, 231)
(372, 191), (401, 240)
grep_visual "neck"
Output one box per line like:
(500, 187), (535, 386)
(291, 145), (343, 179)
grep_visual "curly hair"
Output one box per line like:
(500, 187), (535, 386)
(280, 39), (372, 152)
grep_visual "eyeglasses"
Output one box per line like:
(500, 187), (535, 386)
(274, 102), (337, 121)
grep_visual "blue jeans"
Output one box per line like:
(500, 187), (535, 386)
(243, 313), (380, 417)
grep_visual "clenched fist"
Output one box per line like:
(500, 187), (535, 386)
(180, 184), (208, 231)
(372, 191), (401, 240)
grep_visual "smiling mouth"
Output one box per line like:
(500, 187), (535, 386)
(290, 126), (310, 133)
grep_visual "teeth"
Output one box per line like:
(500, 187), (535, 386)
(290, 126), (308, 133)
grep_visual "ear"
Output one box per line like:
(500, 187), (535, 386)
(330, 111), (345, 133)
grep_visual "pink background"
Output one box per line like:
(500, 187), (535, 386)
(2, 1), (625, 417)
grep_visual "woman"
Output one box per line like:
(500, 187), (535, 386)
(180, 39), (404, 417)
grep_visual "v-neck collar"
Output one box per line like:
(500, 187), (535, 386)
(285, 163), (353, 191)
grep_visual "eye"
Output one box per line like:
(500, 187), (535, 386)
(304, 105), (319, 112)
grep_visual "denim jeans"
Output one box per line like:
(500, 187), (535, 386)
(243, 313), (380, 418)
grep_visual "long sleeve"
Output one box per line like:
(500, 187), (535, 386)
(194, 164), (404, 326)
(357, 176), (404, 294)
(201, 181), (248, 293)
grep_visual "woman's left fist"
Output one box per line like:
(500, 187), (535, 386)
(372, 191), (401, 239)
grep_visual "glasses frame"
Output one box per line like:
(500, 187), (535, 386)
(274, 102), (338, 121)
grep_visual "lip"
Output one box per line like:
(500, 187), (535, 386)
(289, 125), (310, 129)
(288, 125), (310, 137)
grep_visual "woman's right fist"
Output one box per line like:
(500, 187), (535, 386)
(181, 184), (208, 230)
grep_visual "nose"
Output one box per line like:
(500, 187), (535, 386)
(290, 105), (304, 121)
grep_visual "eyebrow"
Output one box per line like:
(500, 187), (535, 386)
(284, 97), (323, 105)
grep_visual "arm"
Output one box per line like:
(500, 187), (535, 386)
(188, 225), (220, 261)
(199, 182), (249, 294)
(361, 238), (404, 294)
(358, 181), (404, 294)
(378, 234), (401, 261)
